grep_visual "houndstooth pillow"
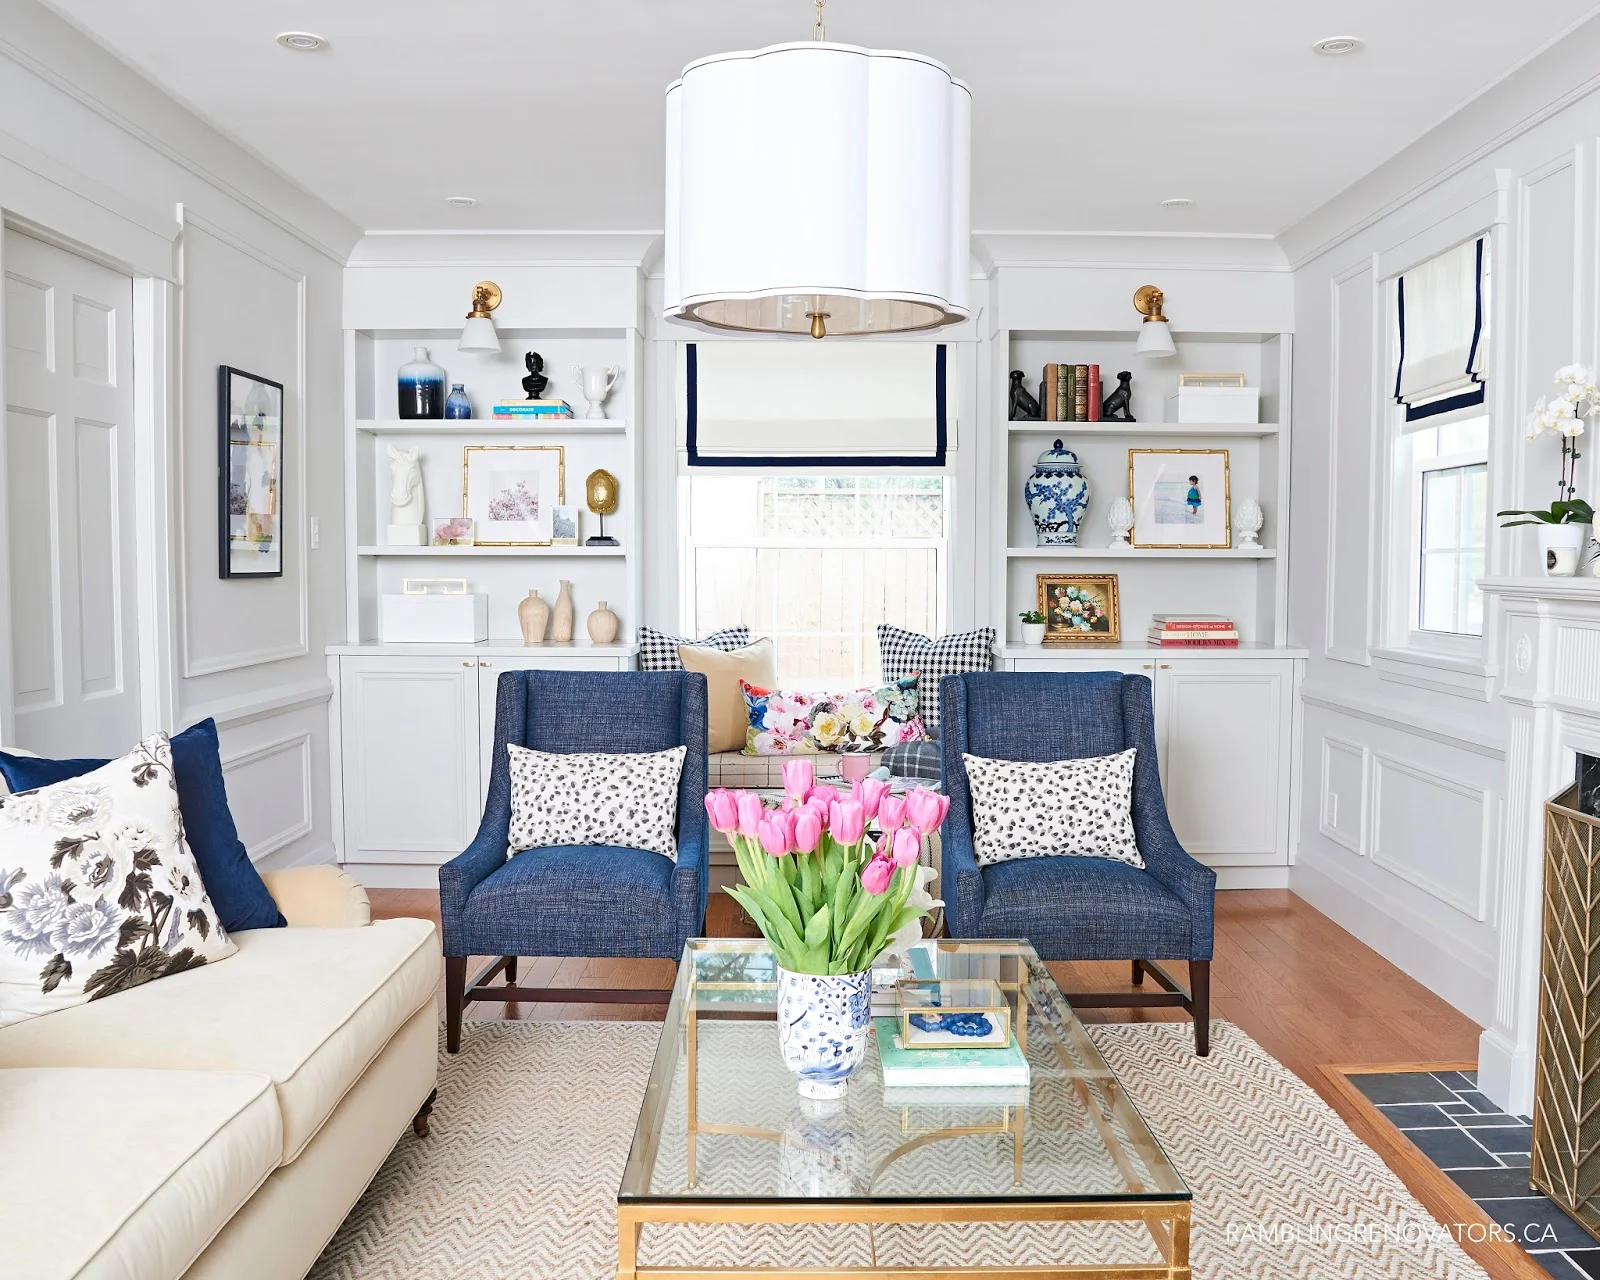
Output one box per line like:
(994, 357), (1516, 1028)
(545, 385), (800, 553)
(506, 743), (686, 861)
(962, 749), (1144, 869)
(638, 626), (751, 673)
(878, 626), (995, 733)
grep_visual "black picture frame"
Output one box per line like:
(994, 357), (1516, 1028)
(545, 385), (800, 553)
(218, 365), (286, 579)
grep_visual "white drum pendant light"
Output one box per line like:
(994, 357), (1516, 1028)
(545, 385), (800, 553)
(663, 1), (971, 338)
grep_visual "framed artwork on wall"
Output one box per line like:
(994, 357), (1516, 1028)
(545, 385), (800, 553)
(1128, 448), (1231, 549)
(218, 365), (285, 579)
(1037, 573), (1120, 644)
(463, 444), (564, 546)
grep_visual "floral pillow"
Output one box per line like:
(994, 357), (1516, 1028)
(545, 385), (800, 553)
(0, 734), (237, 1028)
(741, 676), (927, 755)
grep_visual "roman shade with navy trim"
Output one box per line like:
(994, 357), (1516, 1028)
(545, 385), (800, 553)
(677, 341), (949, 467)
(1395, 237), (1487, 429)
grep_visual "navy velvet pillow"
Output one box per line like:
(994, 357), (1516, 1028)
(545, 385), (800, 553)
(0, 719), (285, 931)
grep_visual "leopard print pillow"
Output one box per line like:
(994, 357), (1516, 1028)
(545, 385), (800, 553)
(962, 749), (1144, 869)
(506, 744), (686, 862)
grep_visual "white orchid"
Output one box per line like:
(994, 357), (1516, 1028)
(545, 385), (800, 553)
(1505, 366), (1595, 528)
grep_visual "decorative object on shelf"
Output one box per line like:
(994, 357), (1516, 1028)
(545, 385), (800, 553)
(662, 4), (969, 338)
(1101, 370), (1136, 421)
(1023, 439), (1090, 546)
(552, 579), (575, 643)
(381, 577), (487, 643)
(1038, 363), (1102, 424)
(520, 352), (549, 400)
(1235, 497), (1264, 549)
(1018, 610), (1046, 646)
(444, 384), (472, 419)
(1499, 365), (1596, 577)
(551, 505), (579, 546)
(1149, 614), (1239, 649)
(574, 364), (620, 420)
(1037, 574), (1120, 644)
(584, 467), (620, 546)
(1168, 372), (1258, 424)
(1128, 448), (1231, 549)
(517, 589), (550, 645)
(1007, 370), (1041, 421)
(431, 516), (474, 546)
(398, 346), (446, 419)
(587, 600), (620, 645)
(458, 280), (502, 354)
(218, 365), (285, 579)
(385, 445), (427, 546)
(493, 398), (572, 420)
(463, 444), (563, 546)
(706, 758), (946, 1096)
(897, 978), (1010, 1049)
(1107, 495), (1135, 546)
(1132, 285), (1176, 358)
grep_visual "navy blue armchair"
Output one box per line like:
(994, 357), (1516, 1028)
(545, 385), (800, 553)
(940, 671), (1216, 1054)
(438, 669), (709, 1051)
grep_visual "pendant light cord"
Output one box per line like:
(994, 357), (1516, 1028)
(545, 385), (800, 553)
(812, 0), (825, 41)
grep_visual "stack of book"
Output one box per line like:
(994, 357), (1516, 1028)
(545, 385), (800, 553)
(1148, 614), (1239, 648)
(1039, 363), (1102, 422)
(870, 944), (1031, 1090)
(491, 399), (573, 420)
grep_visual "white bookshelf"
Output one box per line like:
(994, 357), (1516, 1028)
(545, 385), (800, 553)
(1004, 547), (1277, 559)
(355, 418), (626, 436)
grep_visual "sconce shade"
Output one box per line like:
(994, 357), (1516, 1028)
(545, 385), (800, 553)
(1134, 319), (1176, 358)
(458, 316), (501, 354)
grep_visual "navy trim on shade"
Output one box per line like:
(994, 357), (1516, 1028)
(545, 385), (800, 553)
(1395, 237), (1486, 411)
(1404, 383), (1487, 422)
(685, 342), (949, 467)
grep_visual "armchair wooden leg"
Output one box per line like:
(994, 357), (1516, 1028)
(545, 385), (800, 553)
(1191, 959), (1211, 1057)
(1131, 958), (1145, 986)
(505, 956), (518, 986)
(445, 957), (466, 1054)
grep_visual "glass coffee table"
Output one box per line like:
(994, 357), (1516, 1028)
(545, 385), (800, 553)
(617, 938), (1190, 1279)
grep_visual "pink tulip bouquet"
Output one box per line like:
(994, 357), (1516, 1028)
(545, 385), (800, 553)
(704, 759), (950, 977)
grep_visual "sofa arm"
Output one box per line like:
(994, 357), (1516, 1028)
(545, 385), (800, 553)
(940, 822), (986, 937)
(262, 865), (371, 928)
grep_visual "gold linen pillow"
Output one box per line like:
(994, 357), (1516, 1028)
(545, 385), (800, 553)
(678, 639), (779, 753)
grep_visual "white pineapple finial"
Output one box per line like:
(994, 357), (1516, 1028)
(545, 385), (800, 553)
(1235, 497), (1264, 549)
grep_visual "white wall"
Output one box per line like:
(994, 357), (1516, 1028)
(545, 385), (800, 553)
(1282, 22), (1600, 1025)
(0, 0), (360, 869)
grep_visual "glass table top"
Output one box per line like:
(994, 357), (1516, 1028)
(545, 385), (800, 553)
(618, 938), (1188, 1205)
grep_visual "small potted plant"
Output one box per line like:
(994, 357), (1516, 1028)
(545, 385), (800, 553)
(1500, 365), (1596, 576)
(1019, 609), (1047, 646)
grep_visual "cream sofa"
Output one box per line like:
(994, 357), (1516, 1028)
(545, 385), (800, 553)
(0, 865), (440, 1280)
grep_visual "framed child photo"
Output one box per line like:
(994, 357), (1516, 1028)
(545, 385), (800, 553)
(219, 365), (285, 578)
(1128, 448), (1231, 549)
(1037, 574), (1120, 644)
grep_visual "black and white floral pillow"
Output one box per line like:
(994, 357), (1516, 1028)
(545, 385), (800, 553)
(507, 744), (687, 861)
(962, 749), (1145, 869)
(0, 734), (237, 1028)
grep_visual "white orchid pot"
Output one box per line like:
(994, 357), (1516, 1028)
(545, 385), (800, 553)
(1540, 522), (1591, 577)
(775, 966), (872, 1099)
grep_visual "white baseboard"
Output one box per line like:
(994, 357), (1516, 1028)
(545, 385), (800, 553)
(1214, 866), (1290, 890)
(340, 862), (441, 890)
(255, 840), (336, 874)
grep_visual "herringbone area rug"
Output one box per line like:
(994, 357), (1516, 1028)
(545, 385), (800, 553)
(310, 1020), (1488, 1279)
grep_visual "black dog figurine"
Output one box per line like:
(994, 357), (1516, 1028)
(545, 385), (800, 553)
(521, 351), (549, 401)
(1008, 370), (1042, 421)
(1101, 370), (1136, 422)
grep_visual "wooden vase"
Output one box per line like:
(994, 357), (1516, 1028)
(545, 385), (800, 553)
(587, 600), (620, 645)
(517, 589), (549, 645)
(552, 579), (575, 643)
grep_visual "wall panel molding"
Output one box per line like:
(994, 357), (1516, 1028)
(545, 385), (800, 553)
(1318, 735), (1370, 855)
(1371, 751), (1492, 921)
(220, 729), (313, 860)
(180, 674), (332, 732)
(1324, 256), (1379, 666)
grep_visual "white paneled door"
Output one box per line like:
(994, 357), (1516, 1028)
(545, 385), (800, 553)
(3, 231), (138, 756)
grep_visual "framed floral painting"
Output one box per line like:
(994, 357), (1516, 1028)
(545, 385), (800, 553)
(1037, 574), (1120, 644)
(463, 445), (564, 546)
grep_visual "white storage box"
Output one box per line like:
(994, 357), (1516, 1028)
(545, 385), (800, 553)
(380, 592), (488, 643)
(1165, 385), (1260, 424)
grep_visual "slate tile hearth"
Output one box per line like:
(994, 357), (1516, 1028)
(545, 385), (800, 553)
(1352, 1070), (1600, 1278)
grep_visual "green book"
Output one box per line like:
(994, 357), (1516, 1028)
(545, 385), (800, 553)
(873, 1017), (1030, 1088)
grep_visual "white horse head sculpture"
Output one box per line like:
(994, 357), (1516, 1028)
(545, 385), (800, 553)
(387, 445), (425, 527)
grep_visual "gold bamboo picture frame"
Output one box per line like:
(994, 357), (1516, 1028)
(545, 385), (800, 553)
(463, 444), (565, 546)
(1128, 448), (1231, 549)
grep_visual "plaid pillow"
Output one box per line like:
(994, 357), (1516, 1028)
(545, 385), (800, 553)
(638, 625), (752, 672)
(877, 625), (996, 733)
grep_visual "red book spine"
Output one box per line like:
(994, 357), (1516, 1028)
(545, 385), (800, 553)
(1087, 365), (1102, 421)
(1155, 621), (1236, 631)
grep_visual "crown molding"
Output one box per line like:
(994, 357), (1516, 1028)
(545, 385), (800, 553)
(347, 229), (663, 268)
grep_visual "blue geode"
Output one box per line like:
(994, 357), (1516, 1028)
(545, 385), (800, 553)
(909, 1012), (994, 1038)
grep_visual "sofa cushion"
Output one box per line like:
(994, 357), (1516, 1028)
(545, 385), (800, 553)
(0, 1066), (280, 1280)
(979, 855), (1191, 960)
(0, 917), (438, 1164)
(877, 624), (996, 733)
(678, 639), (778, 753)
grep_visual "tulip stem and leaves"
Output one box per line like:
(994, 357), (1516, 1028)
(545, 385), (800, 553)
(1500, 365), (1597, 527)
(704, 760), (949, 976)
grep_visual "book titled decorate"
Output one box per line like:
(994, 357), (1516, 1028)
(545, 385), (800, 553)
(873, 1018), (1030, 1088)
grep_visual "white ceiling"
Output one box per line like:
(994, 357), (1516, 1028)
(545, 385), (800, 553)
(39, 0), (1600, 237)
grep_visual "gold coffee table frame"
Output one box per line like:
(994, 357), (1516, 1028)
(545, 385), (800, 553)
(617, 939), (1191, 1280)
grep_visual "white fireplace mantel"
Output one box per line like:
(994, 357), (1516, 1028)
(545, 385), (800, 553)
(1478, 575), (1600, 1115)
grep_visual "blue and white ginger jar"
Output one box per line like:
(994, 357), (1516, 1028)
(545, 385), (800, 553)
(1024, 438), (1091, 546)
(775, 966), (872, 1099)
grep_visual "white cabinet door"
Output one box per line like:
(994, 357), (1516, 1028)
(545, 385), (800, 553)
(1156, 660), (1291, 866)
(339, 657), (480, 864)
(473, 655), (631, 798)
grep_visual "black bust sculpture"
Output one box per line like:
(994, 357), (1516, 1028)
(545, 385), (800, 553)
(1008, 370), (1042, 421)
(521, 351), (548, 401)
(1101, 370), (1136, 422)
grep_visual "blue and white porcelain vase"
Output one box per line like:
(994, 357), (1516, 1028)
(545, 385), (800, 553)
(444, 383), (472, 419)
(397, 346), (445, 419)
(776, 966), (872, 1099)
(1024, 438), (1091, 546)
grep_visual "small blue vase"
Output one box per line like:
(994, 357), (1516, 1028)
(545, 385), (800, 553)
(397, 346), (445, 419)
(444, 383), (471, 419)
(1024, 439), (1091, 546)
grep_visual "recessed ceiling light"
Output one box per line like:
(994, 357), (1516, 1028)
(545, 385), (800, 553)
(1312, 35), (1363, 56)
(445, 196), (477, 208)
(1161, 197), (1194, 210)
(276, 31), (327, 51)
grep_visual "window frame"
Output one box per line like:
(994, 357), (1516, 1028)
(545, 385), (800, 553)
(1403, 425), (1488, 653)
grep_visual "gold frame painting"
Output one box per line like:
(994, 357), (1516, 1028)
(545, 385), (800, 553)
(463, 444), (565, 546)
(1037, 574), (1120, 645)
(1128, 448), (1231, 549)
